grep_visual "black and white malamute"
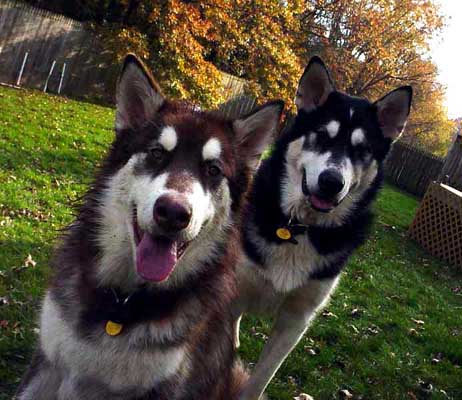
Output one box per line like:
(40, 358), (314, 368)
(233, 56), (413, 399)
(16, 55), (284, 400)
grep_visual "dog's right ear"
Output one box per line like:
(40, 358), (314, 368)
(116, 54), (165, 132)
(233, 100), (284, 170)
(295, 56), (334, 112)
(374, 86), (413, 142)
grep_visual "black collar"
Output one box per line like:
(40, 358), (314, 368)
(84, 283), (193, 332)
(275, 215), (308, 245)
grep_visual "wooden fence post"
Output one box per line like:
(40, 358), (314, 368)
(438, 130), (462, 187)
(16, 51), (28, 85)
(43, 60), (56, 92)
(57, 62), (66, 94)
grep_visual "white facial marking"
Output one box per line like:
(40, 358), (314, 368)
(159, 126), (177, 151)
(350, 108), (354, 118)
(326, 120), (340, 138)
(202, 137), (222, 160)
(308, 132), (316, 146)
(186, 181), (215, 236)
(300, 151), (332, 190)
(133, 173), (215, 241)
(135, 172), (172, 233)
(339, 158), (354, 198)
(351, 128), (365, 146)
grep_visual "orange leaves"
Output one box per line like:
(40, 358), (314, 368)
(89, 0), (450, 153)
(300, 0), (451, 154)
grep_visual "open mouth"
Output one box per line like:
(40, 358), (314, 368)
(309, 194), (337, 213)
(302, 169), (338, 213)
(132, 208), (190, 282)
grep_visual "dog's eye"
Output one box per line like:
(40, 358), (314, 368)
(150, 147), (165, 160)
(207, 164), (222, 177)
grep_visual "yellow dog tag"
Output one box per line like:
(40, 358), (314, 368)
(105, 320), (123, 336)
(276, 228), (291, 240)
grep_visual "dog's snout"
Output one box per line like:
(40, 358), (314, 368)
(153, 194), (192, 233)
(318, 169), (345, 197)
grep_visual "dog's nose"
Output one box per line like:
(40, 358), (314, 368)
(153, 194), (192, 233)
(318, 169), (345, 198)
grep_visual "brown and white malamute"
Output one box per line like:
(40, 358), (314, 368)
(16, 55), (283, 400)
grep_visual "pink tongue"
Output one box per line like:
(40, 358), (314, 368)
(310, 195), (334, 211)
(136, 235), (177, 282)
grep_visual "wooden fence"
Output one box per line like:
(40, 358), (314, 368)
(384, 141), (444, 198)
(0, 0), (249, 104)
(0, 0), (118, 102)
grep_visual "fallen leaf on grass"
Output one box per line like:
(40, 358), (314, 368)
(339, 389), (353, 398)
(250, 326), (268, 341)
(417, 380), (433, 393)
(431, 352), (443, 364)
(411, 318), (425, 325)
(24, 254), (37, 268)
(287, 375), (298, 386)
(366, 325), (380, 335)
(350, 308), (361, 318)
(322, 310), (338, 318)
(294, 394), (314, 400)
(305, 348), (317, 356)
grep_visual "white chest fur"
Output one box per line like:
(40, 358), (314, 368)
(40, 293), (187, 394)
(244, 222), (340, 294)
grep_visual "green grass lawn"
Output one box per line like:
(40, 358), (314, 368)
(0, 85), (461, 399)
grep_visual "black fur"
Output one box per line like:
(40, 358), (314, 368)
(243, 91), (391, 280)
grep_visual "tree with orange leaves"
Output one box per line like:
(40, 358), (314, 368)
(25, 0), (454, 154)
(297, 0), (455, 154)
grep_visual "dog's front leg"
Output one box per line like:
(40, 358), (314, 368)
(239, 277), (339, 400)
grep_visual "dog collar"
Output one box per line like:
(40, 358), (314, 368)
(98, 286), (181, 337)
(80, 265), (215, 338)
(103, 288), (145, 336)
(276, 217), (308, 245)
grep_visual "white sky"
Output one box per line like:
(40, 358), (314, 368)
(432, 0), (462, 119)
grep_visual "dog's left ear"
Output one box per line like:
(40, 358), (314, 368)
(295, 56), (335, 112)
(374, 86), (413, 141)
(233, 100), (284, 169)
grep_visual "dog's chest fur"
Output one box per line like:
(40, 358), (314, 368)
(41, 293), (187, 395)
(243, 221), (340, 294)
(240, 130), (379, 305)
(39, 224), (238, 400)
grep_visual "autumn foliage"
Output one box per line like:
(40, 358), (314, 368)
(25, 0), (455, 154)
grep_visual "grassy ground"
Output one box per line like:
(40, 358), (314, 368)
(0, 86), (461, 399)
